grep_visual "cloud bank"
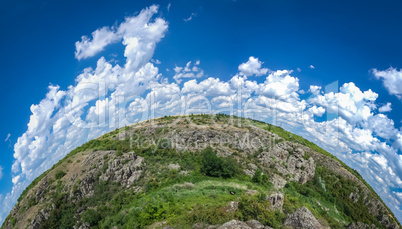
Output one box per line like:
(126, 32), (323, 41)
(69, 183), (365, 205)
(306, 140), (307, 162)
(1, 4), (402, 225)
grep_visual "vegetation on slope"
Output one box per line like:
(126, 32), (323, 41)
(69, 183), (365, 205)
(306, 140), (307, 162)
(2, 114), (400, 229)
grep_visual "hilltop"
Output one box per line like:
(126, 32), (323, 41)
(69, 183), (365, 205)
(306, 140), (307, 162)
(2, 114), (400, 229)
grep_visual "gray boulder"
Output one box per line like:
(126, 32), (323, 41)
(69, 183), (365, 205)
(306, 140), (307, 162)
(218, 220), (252, 229)
(284, 207), (322, 229)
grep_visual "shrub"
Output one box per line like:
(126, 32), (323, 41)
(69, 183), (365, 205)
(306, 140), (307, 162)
(55, 170), (66, 180)
(82, 209), (101, 226)
(27, 197), (37, 208)
(262, 173), (269, 184)
(201, 147), (237, 178)
(252, 169), (262, 183)
(115, 150), (123, 157)
(10, 217), (17, 227)
(238, 194), (282, 226)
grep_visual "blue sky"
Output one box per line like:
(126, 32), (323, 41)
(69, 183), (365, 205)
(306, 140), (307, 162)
(1, 0), (402, 224)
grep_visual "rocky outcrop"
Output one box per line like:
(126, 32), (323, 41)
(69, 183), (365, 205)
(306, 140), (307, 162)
(244, 163), (258, 177)
(215, 220), (272, 229)
(224, 201), (239, 213)
(28, 209), (50, 229)
(35, 179), (49, 204)
(346, 222), (376, 229)
(218, 220), (251, 229)
(270, 174), (287, 189)
(99, 152), (144, 187)
(168, 163), (181, 170)
(246, 220), (272, 229)
(193, 223), (219, 229)
(258, 142), (315, 184)
(284, 207), (322, 229)
(349, 191), (360, 203)
(266, 192), (284, 211)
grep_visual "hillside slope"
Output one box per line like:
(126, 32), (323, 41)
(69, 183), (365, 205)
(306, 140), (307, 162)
(2, 114), (401, 229)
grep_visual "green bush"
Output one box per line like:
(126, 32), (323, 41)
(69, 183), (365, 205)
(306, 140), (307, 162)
(262, 173), (269, 184)
(252, 169), (262, 183)
(10, 217), (16, 227)
(82, 209), (101, 226)
(115, 150), (123, 157)
(201, 147), (238, 178)
(27, 197), (37, 208)
(238, 193), (284, 227)
(55, 170), (66, 180)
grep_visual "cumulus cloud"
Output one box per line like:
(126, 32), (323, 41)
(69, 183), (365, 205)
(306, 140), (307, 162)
(2, 5), (402, 225)
(309, 85), (321, 95)
(258, 70), (299, 102)
(379, 102), (392, 113)
(74, 5), (165, 61)
(238, 56), (269, 77)
(0, 166), (3, 180)
(309, 82), (378, 123)
(309, 65), (315, 69)
(373, 68), (402, 99)
(307, 105), (326, 117)
(75, 27), (120, 60)
(173, 61), (204, 83)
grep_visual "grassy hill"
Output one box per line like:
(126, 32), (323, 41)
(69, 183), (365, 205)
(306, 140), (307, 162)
(2, 114), (400, 229)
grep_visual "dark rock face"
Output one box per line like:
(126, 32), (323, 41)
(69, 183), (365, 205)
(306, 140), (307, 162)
(284, 207), (322, 229)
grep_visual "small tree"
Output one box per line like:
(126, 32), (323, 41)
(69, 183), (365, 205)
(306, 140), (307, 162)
(201, 147), (222, 177)
(201, 147), (237, 178)
(252, 169), (262, 184)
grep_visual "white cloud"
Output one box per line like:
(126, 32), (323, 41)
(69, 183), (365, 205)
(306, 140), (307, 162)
(309, 85), (321, 95)
(308, 105), (326, 117)
(309, 65), (315, 69)
(167, 3), (171, 11)
(309, 82), (378, 123)
(297, 67), (302, 72)
(75, 27), (120, 60)
(257, 69), (299, 102)
(0, 166), (3, 180)
(373, 68), (402, 99)
(74, 5), (165, 62)
(238, 56), (269, 77)
(173, 61), (204, 83)
(4, 133), (10, 142)
(379, 102), (392, 113)
(184, 12), (196, 22)
(151, 59), (161, 64)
